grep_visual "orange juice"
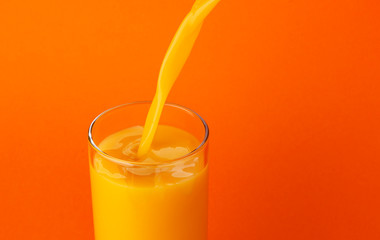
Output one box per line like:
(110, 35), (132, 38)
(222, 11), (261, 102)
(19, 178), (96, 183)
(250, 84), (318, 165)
(90, 125), (208, 240)
(89, 0), (219, 238)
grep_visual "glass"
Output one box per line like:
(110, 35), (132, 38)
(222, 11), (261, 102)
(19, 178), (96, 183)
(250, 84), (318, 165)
(88, 101), (209, 240)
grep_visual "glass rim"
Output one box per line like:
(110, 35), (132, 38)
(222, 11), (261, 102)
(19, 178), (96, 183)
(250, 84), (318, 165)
(88, 101), (209, 167)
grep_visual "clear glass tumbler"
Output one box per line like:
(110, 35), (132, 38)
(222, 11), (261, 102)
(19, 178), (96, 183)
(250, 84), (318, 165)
(88, 102), (209, 240)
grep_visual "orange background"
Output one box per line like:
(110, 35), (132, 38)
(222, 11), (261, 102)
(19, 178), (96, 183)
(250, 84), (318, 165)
(1, 0), (379, 239)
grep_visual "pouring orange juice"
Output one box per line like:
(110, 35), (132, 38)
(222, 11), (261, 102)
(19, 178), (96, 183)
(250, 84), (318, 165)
(89, 1), (220, 239)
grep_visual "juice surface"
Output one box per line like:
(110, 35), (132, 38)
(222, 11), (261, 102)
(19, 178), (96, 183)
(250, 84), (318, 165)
(90, 125), (208, 240)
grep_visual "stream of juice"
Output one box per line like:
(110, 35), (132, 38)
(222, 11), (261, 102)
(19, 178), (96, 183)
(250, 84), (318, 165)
(90, 125), (208, 240)
(138, 0), (220, 156)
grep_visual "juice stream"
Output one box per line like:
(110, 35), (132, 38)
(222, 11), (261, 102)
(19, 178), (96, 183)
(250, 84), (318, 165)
(137, 0), (220, 156)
